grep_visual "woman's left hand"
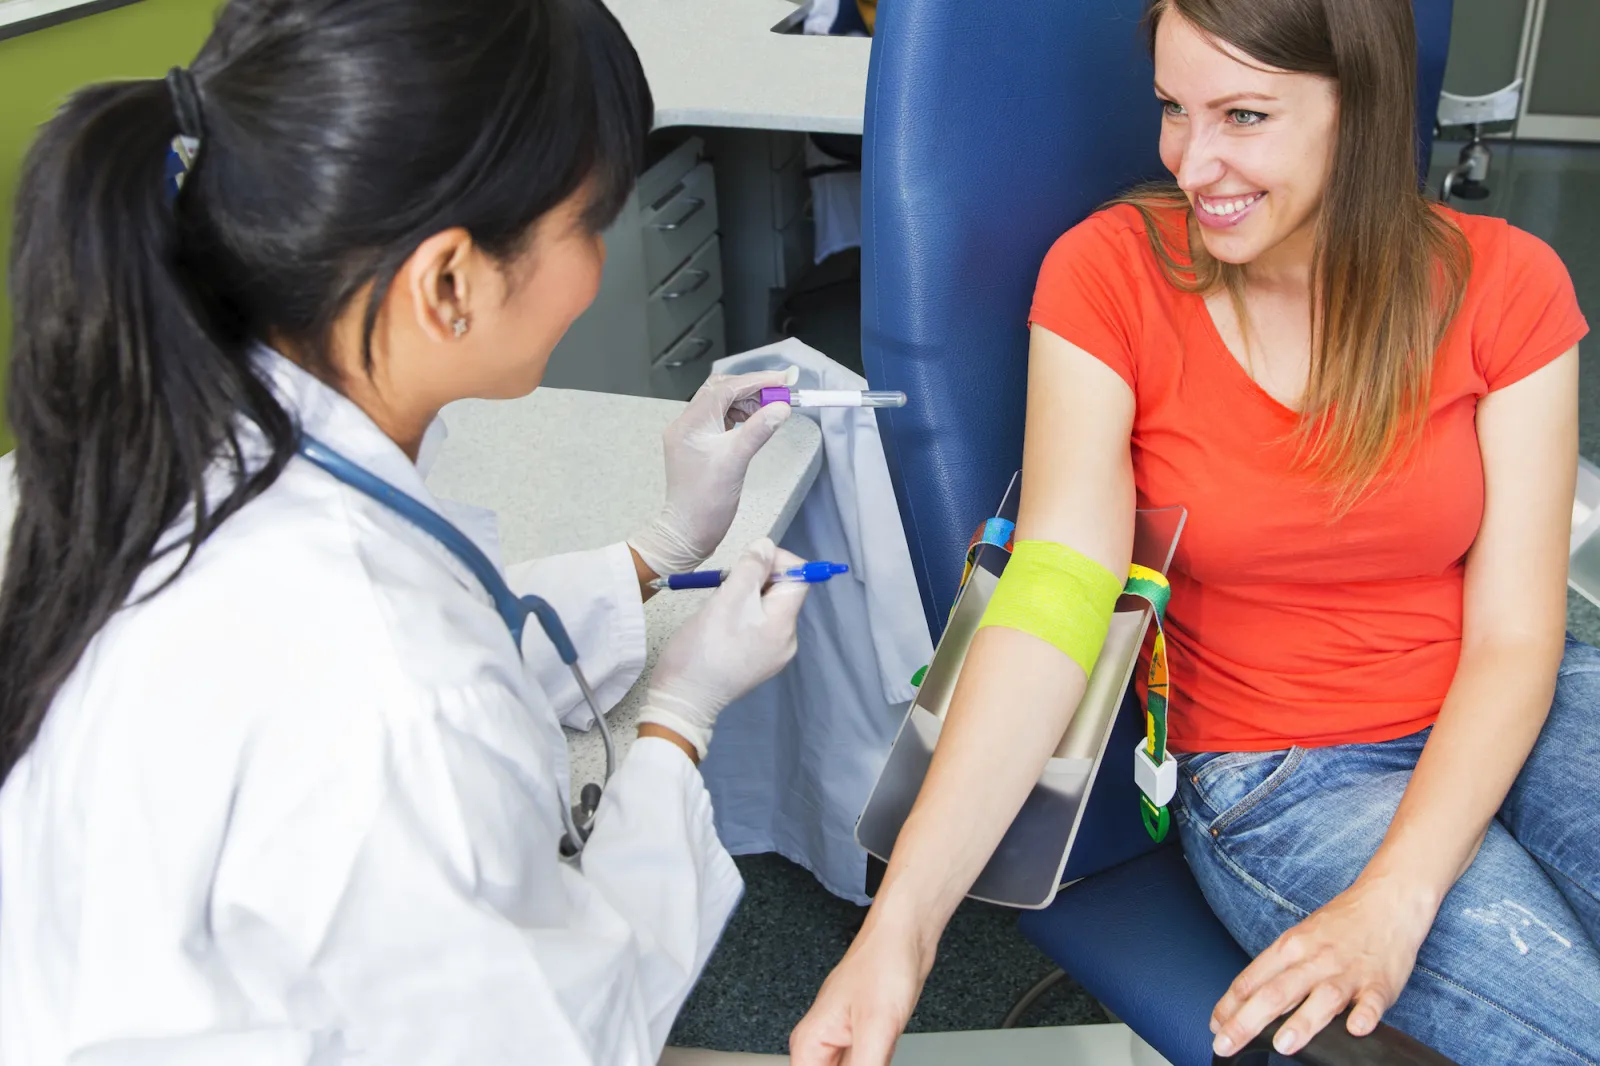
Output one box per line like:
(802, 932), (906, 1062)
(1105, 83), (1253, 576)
(628, 371), (794, 578)
(1210, 873), (1439, 1059)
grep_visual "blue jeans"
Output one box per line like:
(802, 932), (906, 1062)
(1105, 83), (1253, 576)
(1174, 637), (1600, 1065)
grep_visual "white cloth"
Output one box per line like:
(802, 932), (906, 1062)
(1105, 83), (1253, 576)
(798, 0), (863, 264)
(806, 138), (862, 265)
(704, 340), (932, 903)
(0, 350), (742, 1066)
(801, 0), (840, 35)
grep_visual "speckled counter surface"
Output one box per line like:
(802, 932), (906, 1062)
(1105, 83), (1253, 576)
(600, 0), (869, 135)
(423, 387), (823, 796)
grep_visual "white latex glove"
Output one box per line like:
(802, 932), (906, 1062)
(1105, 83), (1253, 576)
(627, 369), (798, 578)
(637, 538), (811, 759)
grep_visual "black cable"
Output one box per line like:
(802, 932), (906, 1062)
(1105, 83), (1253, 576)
(999, 968), (1068, 1029)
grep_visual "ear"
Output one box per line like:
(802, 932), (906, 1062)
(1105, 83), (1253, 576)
(402, 228), (479, 344)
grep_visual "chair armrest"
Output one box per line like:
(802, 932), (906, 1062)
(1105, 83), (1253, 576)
(1215, 1011), (1459, 1065)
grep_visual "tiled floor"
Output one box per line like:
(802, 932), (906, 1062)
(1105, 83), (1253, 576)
(671, 139), (1600, 1054)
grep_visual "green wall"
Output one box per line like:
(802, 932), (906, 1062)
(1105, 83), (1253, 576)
(0, 0), (219, 451)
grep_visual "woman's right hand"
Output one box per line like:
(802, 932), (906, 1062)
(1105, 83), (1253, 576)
(790, 914), (932, 1066)
(636, 538), (809, 759)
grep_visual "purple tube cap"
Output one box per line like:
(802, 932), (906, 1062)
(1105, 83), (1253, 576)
(759, 387), (793, 407)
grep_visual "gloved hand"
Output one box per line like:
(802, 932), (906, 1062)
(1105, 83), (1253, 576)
(637, 538), (811, 759)
(627, 370), (797, 578)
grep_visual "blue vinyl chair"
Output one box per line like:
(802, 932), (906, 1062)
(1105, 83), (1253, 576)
(859, 2), (1454, 1063)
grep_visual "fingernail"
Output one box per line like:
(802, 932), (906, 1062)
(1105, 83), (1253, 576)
(1273, 1029), (1296, 1055)
(783, 365), (800, 385)
(1212, 1035), (1234, 1056)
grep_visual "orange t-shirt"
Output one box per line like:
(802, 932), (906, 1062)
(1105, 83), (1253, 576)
(1029, 204), (1588, 751)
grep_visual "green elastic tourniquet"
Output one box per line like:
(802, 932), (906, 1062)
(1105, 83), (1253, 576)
(977, 540), (1123, 679)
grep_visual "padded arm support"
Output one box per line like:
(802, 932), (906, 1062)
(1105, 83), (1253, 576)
(860, 0), (1165, 637)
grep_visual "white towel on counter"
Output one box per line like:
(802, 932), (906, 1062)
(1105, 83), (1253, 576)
(705, 338), (932, 903)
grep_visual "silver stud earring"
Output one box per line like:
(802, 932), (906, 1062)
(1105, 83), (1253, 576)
(451, 316), (470, 339)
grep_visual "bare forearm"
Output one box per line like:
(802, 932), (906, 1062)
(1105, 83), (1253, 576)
(859, 327), (1135, 956)
(868, 626), (1085, 951)
(1364, 637), (1562, 904)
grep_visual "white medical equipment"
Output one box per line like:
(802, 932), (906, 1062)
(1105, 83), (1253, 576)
(1436, 80), (1522, 203)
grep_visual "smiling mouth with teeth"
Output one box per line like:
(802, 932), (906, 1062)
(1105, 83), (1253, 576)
(1197, 191), (1266, 219)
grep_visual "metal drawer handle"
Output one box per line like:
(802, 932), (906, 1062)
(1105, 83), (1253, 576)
(663, 337), (715, 369)
(660, 269), (711, 301)
(652, 197), (707, 232)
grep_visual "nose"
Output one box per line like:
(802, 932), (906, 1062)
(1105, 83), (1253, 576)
(1173, 122), (1227, 193)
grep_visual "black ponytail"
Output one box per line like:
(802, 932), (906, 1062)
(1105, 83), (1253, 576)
(0, 0), (652, 781)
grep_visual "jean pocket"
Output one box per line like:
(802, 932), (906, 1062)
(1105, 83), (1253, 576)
(1184, 748), (1305, 835)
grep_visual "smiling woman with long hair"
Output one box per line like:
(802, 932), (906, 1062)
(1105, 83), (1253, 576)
(792, 2), (1594, 1063)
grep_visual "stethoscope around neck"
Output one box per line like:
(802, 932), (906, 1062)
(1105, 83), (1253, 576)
(297, 433), (616, 857)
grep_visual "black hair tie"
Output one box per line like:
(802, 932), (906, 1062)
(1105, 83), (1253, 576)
(165, 66), (205, 141)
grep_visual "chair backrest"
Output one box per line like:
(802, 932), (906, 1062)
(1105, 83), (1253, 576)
(862, 0), (1454, 636)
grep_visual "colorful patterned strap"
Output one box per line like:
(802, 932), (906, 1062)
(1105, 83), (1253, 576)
(938, 519), (1176, 843)
(961, 517), (1016, 591)
(907, 520), (1019, 688)
(1124, 563), (1173, 842)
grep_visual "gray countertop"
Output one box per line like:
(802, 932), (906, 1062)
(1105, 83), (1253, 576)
(0, 0), (145, 42)
(602, 0), (870, 135)
(424, 386), (824, 793)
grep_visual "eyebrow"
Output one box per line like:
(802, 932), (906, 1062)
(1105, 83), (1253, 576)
(1153, 83), (1279, 109)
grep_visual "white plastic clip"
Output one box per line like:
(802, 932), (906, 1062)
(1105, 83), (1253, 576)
(1134, 741), (1177, 807)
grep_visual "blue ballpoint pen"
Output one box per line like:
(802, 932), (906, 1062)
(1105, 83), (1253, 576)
(648, 561), (849, 591)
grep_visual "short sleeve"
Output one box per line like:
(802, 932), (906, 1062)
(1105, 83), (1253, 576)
(1028, 210), (1143, 392)
(1481, 224), (1588, 391)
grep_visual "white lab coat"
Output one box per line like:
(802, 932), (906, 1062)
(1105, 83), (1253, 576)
(0, 350), (742, 1066)
(704, 341), (932, 903)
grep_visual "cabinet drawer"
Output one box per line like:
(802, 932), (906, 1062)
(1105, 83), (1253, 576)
(771, 209), (813, 291)
(638, 136), (705, 207)
(642, 161), (719, 288)
(648, 236), (723, 358)
(650, 304), (726, 399)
